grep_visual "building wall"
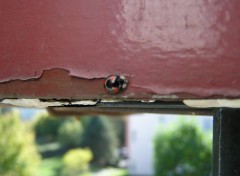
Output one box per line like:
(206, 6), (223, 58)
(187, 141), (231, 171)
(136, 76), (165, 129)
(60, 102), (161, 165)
(127, 114), (212, 176)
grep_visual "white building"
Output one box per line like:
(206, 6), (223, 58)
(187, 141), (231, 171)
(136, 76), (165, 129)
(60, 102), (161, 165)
(127, 114), (212, 176)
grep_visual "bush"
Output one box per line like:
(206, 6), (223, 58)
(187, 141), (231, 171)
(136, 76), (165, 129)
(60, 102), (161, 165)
(57, 118), (83, 147)
(33, 112), (67, 141)
(154, 120), (212, 176)
(61, 148), (93, 176)
(0, 110), (41, 176)
(81, 117), (118, 165)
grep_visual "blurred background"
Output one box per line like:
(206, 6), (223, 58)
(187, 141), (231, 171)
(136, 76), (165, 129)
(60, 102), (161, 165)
(0, 107), (212, 176)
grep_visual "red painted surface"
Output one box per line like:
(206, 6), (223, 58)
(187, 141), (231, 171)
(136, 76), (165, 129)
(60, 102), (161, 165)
(0, 0), (240, 99)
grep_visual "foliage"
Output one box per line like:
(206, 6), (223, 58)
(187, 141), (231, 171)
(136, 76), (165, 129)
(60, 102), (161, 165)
(81, 117), (118, 165)
(61, 148), (93, 176)
(81, 116), (126, 147)
(110, 117), (126, 147)
(33, 112), (67, 141)
(154, 119), (212, 176)
(0, 108), (12, 115)
(57, 118), (83, 147)
(0, 110), (41, 176)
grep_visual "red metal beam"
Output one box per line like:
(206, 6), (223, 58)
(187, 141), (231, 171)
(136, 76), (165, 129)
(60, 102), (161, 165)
(0, 0), (240, 100)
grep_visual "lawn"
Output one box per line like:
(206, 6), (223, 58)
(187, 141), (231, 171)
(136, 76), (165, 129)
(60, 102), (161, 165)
(93, 168), (129, 176)
(36, 157), (62, 176)
(37, 156), (128, 176)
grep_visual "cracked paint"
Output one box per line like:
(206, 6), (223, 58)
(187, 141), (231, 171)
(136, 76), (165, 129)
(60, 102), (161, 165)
(1, 99), (97, 108)
(1, 99), (68, 108)
(0, 68), (106, 83)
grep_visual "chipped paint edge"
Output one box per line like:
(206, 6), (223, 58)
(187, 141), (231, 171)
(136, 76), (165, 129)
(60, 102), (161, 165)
(1, 99), (97, 108)
(141, 100), (156, 103)
(184, 99), (240, 108)
(0, 68), (109, 83)
(0, 98), (159, 108)
(3, 98), (240, 109)
(0, 98), (154, 108)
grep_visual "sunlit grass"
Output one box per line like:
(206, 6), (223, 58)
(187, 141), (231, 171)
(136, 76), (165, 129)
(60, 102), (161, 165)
(37, 142), (61, 153)
(36, 157), (62, 176)
(37, 156), (128, 176)
(93, 168), (129, 176)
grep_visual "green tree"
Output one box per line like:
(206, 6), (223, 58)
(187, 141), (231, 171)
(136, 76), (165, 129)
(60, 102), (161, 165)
(33, 112), (67, 142)
(57, 118), (83, 148)
(110, 117), (126, 147)
(0, 110), (41, 176)
(0, 108), (12, 114)
(154, 120), (212, 176)
(81, 116), (118, 165)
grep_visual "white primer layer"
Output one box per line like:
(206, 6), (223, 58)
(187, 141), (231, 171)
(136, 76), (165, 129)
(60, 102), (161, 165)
(71, 101), (97, 105)
(141, 100), (156, 103)
(184, 99), (240, 108)
(1, 99), (97, 108)
(100, 100), (121, 103)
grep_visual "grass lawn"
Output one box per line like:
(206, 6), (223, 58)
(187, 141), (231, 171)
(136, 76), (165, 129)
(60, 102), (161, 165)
(36, 157), (62, 176)
(37, 142), (61, 153)
(37, 156), (128, 176)
(93, 168), (129, 176)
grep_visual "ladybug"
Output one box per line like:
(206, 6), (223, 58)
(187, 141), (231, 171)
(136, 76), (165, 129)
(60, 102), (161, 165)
(104, 75), (128, 94)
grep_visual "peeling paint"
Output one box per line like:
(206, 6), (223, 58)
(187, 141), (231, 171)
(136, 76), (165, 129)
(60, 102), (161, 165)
(71, 100), (97, 105)
(0, 68), (106, 83)
(1, 99), (97, 108)
(184, 99), (240, 108)
(141, 100), (156, 103)
(100, 100), (121, 103)
(1, 99), (67, 108)
(1, 0), (240, 99)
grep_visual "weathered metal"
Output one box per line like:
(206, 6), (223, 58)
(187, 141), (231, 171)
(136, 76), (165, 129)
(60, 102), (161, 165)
(213, 109), (240, 176)
(48, 101), (213, 116)
(0, 0), (240, 100)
